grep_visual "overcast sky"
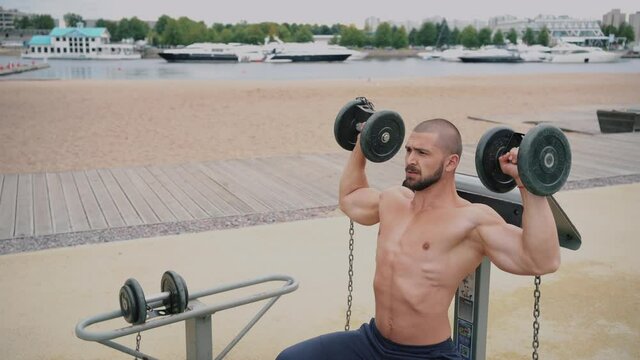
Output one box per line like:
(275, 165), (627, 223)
(3, 0), (639, 25)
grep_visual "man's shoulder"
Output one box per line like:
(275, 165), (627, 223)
(381, 186), (414, 200)
(465, 202), (504, 225)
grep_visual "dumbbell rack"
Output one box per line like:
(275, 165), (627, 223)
(76, 274), (298, 360)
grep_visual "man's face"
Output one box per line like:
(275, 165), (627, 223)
(402, 132), (446, 191)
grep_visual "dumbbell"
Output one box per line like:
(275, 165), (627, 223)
(475, 124), (571, 196)
(119, 270), (189, 325)
(334, 97), (405, 163)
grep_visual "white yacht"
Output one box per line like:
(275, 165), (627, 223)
(159, 39), (360, 63)
(417, 47), (443, 60)
(459, 48), (523, 63)
(547, 43), (621, 63)
(159, 43), (251, 62)
(264, 42), (353, 62)
(22, 26), (141, 60)
(439, 47), (471, 62)
(514, 44), (552, 62)
(235, 44), (269, 62)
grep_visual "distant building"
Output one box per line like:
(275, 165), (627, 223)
(630, 12), (640, 45)
(389, 20), (420, 32)
(24, 25), (140, 59)
(602, 9), (626, 28)
(489, 15), (517, 29)
(450, 19), (488, 31)
(404, 20), (421, 31)
(0, 6), (27, 29)
(1, 6), (60, 31)
(365, 16), (380, 32)
(365, 16), (418, 32)
(489, 14), (605, 46)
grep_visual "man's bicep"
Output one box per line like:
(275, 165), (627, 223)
(478, 222), (533, 275)
(340, 187), (381, 225)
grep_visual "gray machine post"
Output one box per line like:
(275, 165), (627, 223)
(186, 300), (213, 360)
(452, 174), (581, 360)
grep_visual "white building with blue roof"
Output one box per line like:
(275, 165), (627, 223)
(22, 25), (141, 60)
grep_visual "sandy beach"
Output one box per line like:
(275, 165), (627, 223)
(1, 73), (639, 174)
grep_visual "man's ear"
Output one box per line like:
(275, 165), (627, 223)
(445, 154), (460, 172)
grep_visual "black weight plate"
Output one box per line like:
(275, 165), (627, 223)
(360, 110), (405, 163)
(334, 99), (370, 151)
(177, 273), (189, 311)
(119, 278), (147, 325)
(475, 126), (517, 193)
(161, 270), (189, 314)
(119, 285), (135, 323)
(518, 124), (571, 196)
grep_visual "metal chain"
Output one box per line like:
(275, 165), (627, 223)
(134, 332), (142, 360)
(345, 220), (355, 331)
(532, 275), (541, 360)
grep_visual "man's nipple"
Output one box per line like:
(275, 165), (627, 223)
(422, 242), (430, 250)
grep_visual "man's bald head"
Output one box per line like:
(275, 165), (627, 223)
(413, 118), (462, 157)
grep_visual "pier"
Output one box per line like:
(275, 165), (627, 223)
(0, 62), (50, 76)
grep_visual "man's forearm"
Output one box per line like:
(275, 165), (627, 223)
(520, 189), (561, 274)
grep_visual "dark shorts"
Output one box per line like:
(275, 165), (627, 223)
(276, 319), (462, 360)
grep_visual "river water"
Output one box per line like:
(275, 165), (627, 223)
(1, 55), (639, 81)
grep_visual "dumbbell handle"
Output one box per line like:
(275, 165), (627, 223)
(143, 291), (172, 309)
(495, 132), (524, 170)
(505, 132), (524, 154)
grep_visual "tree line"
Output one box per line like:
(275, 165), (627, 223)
(602, 23), (636, 42)
(13, 13), (337, 44)
(150, 16), (327, 46)
(13, 13), (635, 48)
(340, 21), (553, 48)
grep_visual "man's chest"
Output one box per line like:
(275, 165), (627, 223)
(380, 206), (477, 249)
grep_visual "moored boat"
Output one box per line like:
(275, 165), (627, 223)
(547, 43), (622, 63)
(439, 47), (471, 62)
(159, 41), (356, 63)
(459, 48), (523, 63)
(158, 43), (241, 62)
(514, 44), (552, 62)
(264, 42), (353, 62)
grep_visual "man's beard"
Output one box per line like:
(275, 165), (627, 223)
(402, 163), (444, 192)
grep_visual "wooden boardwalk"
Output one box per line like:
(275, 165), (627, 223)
(0, 132), (639, 241)
(473, 103), (640, 135)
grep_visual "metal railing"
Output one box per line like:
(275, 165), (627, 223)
(76, 274), (298, 360)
